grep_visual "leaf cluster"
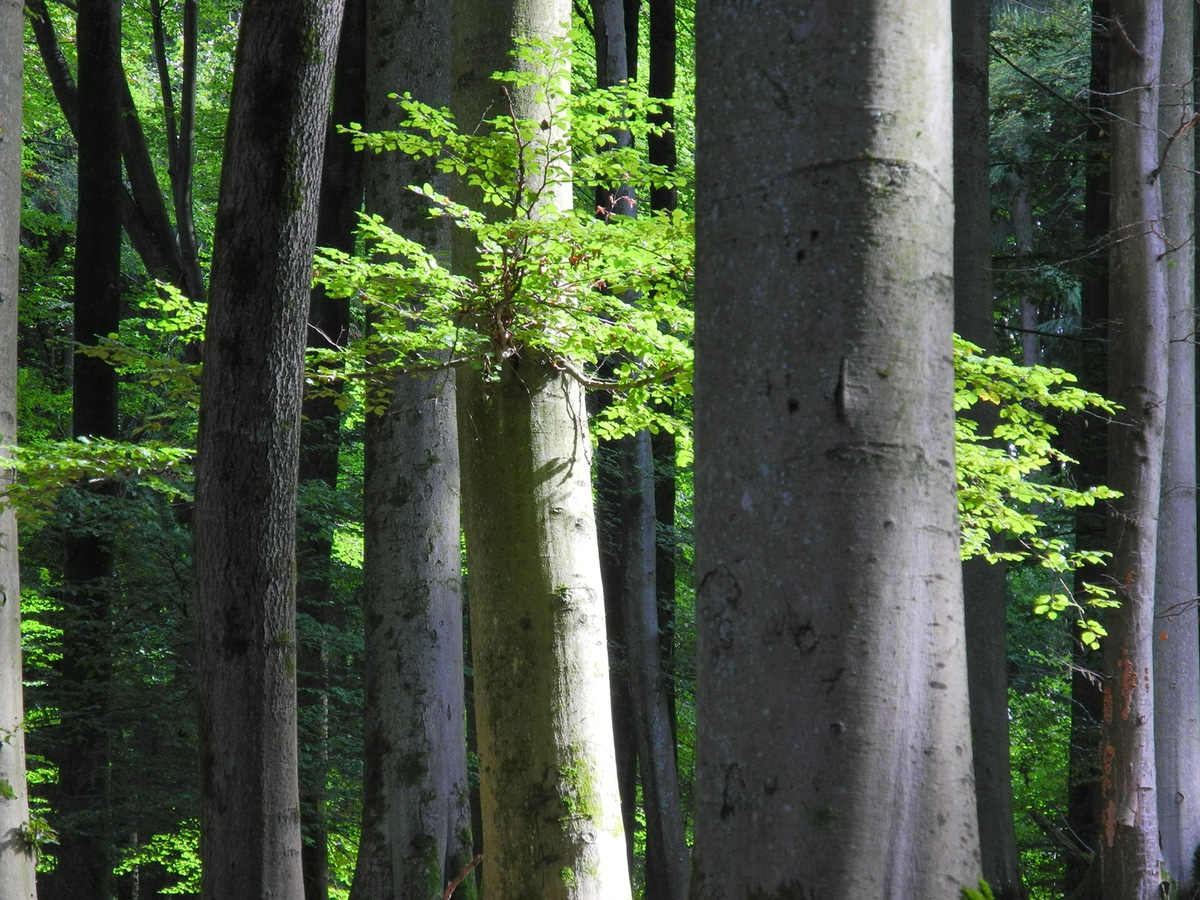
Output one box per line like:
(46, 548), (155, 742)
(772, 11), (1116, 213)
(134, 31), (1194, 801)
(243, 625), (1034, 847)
(313, 36), (694, 443)
(954, 336), (1119, 647)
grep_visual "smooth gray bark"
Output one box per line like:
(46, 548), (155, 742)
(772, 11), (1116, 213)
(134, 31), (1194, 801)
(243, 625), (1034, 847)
(193, 2), (344, 897)
(1098, 2), (1167, 897)
(1151, 0), (1198, 883)
(452, 3), (631, 896)
(693, 1), (981, 896)
(0, 0), (36, 893)
(349, 1), (475, 896)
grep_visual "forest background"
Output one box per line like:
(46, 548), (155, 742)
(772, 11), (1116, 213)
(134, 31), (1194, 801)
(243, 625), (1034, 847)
(0, 0), (1191, 898)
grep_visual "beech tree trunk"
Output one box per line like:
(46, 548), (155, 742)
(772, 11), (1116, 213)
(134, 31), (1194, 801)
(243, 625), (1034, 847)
(349, 1), (476, 897)
(954, 1), (1024, 897)
(452, 3), (632, 896)
(193, 2), (344, 897)
(693, 0), (981, 896)
(1150, 0), (1198, 884)
(1098, 2), (1167, 898)
(0, 0), (37, 893)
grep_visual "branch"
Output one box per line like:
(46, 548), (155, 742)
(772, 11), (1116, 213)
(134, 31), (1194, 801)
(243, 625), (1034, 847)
(442, 855), (483, 900)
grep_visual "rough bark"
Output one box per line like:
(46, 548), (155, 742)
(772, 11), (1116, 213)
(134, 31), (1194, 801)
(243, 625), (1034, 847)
(43, 2), (124, 895)
(193, 1), (344, 897)
(1098, 2), (1167, 898)
(0, 0), (37, 893)
(348, 1), (476, 897)
(692, 0), (981, 896)
(1151, 0), (1198, 885)
(452, 4), (632, 897)
(954, 0), (1025, 897)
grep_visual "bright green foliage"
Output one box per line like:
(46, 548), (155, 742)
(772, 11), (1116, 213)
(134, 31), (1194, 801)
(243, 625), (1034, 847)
(954, 336), (1119, 648)
(961, 880), (996, 900)
(313, 37), (694, 445)
(113, 821), (201, 895)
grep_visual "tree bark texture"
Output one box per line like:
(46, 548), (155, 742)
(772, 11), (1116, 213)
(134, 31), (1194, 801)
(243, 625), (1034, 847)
(1151, 0), (1198, 883)
(1098, 2), (1167, 898)
(349, 1), (476, 897)
(452, 5), (632, 896)
(693, 1), (982, 896)
(953, 0), (1025, 897)
(193, 1), (344, 897)
(0, 0), (37, 893)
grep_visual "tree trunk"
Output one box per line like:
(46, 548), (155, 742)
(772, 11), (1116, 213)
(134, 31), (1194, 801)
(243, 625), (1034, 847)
(1098, 2), (1167, 898)
(297, 3), (364, 896)
(692, 0), (981, 895)
(1066, 5), (1111, 895)
(193, 2), (344, 897)
(1151, 0), (1198, 883)
(954, 1), (1025, 897)
(452, 7), (631, 895)
(349, 1), (476, 897)
(0, 0), (37, 892)
(1145, 0), (1200, 890)
(43, 3), (124, 895)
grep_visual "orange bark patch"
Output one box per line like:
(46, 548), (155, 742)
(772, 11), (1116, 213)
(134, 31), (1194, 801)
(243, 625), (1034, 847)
(1104, 799), (1116, 848)
(1118, 650), (1136, 721)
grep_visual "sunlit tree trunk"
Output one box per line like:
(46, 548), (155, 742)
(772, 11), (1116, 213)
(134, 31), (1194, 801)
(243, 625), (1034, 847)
(693, 0), (981, 895)
(1098, 2), (1167, 898)
(452, 2), (632, 896)
(1151, 0), (1197, 886)
(193, 2), (344, 897)
(0, 0), (37, 893)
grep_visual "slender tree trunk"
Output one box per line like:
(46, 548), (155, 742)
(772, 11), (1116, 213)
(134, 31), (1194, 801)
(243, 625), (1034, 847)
(193, 2), (344, 897)
(1066, 5), (1111, 895)
(954, 1), (1025, 897)
(1098, 2), (1167, 898)
(1151, 0), (1198, 886)
(0, 0), (37, 893)
(296, 4), (364, 896)
(349, 1), (476, 897)
(452, 5), (632, 896)
(43, 3), (123, 895)
(693, 0), (981, 895)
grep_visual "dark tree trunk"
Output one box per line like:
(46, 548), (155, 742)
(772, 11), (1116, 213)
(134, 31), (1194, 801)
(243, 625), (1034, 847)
(297, 3), (364, 896)
(42, 2), (123, 896)
(193, 1), (345, 897)
(1065, 7), (1110, 895)
(954, 0), (1025, 897)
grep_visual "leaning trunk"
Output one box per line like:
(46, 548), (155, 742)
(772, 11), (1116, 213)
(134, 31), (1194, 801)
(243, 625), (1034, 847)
(193, 2), (344, 897)
(453, 6), (631, 895)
